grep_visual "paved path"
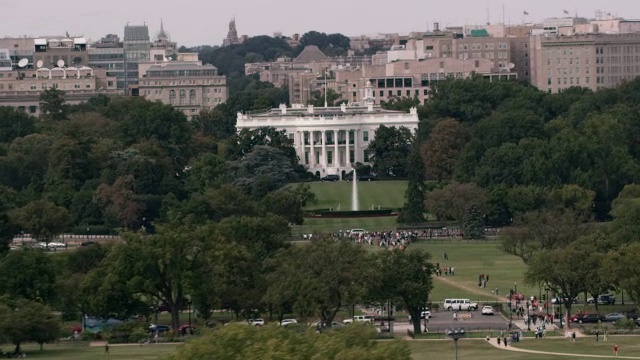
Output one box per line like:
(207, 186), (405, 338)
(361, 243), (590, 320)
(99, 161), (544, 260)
(434, 276), (503, 301)
(487, 337), (640, 358)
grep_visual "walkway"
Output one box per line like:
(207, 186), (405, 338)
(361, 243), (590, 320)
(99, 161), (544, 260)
(487, 337), (640, 359)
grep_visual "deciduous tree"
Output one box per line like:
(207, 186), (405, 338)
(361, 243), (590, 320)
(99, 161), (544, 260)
(421, 118), (469, 181)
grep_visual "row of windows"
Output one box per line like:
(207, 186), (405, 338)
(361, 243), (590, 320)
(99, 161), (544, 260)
(548, 68), (590, 75)
(303, 150), (368, 165)
(141, 79), (224, 86)
(0, 82), (91, 90)
(147, 70), (218, 78)
(458, 43), (508, 51)
(298, 131), (370, 144)
(550, 77), (590, 85)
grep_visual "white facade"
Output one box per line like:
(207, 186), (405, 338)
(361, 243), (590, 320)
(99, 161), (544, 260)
(236, 84), (419, 177)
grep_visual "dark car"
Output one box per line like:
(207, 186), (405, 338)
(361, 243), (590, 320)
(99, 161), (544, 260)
(587, 294), (616, 305)
(321, 175), (340, 182)
(357, 174), (375, 181)
(149, 324), (171, 333)
(578, 314), (604, 323)
(154, 304), (172, 313)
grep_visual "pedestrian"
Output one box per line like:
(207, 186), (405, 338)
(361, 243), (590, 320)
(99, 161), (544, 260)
(104, 341), (109, 354)
(453, 312), (458, 322)
(596, 330), (599, 342)
(604, 330), (608, 341)
(613, 344), (619, 357)
(497, 336), (501, 345)
(572, 331), (576, 342)
(503, 336), (508, 347)
(486, 274), (489, 282)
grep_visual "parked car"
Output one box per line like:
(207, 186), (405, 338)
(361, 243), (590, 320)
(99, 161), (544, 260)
(604, 313), (626, 323)
(280, 319), (298, 326)
(481, 306), (494, 315)
(248, 318), (265, 326)
(177, 324), (196, 335)
(569, 314), (585, 323)
(420, 309), (431, 319)
(343, 315), (374, 324)
(578, 314), (604, 323)
(154, 304), (172, 313)
(444, 299), (478, 311)
(321, 175), (340, 182)
(357, 174), (375, 181)
(587, 294), (616, 305)
(551, 296), (578, 305)
(149, 324), (171, 333)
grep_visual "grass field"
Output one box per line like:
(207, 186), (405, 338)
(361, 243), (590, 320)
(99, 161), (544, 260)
(513, 335), (640, 356)
(305, 180), (408, 211)
(409, 339), (614, 360)
(0, 342), (178, 359)
(406, 241), (533, 303)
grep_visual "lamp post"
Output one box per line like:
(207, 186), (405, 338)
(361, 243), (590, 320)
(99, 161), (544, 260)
(545, 287), (550, 316)
(446, 328), (466, 360)
(526, 301), (530, 331)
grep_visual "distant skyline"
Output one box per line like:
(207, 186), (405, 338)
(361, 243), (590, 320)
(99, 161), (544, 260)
(0, 0), (638, 47)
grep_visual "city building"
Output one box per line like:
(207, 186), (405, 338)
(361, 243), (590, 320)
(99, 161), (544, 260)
(138, 53), (228, 119)
(223, 18), (241, 46)
(236, 83), (419, 177)
(529, 32), (640, 93)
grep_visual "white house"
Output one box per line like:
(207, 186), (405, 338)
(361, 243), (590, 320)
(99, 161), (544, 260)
(236, 82), (419, 177)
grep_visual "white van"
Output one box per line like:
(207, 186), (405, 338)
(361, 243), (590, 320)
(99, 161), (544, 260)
(350, 229), (366, 235)
(443, 299), (478, 311)
(343, 315), (374, 324)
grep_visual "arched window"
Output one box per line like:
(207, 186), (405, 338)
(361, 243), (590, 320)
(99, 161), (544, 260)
(189, 89), (196, 105)
(179, 90), (186, 105)
(169, 90), (176, 105)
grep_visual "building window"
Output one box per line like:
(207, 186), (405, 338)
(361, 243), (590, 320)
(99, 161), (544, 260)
(327, 150), (333, 164)
(379, 91), (383, 96)
(29, 106), (37, 114)
(288, 133), (294, 141)
(169, 90), (176, 104)
(305, 151), (309, 165)
(397, 90), (401, 96)
(350, 150), (354, 164)
(179, 90), (186, 105)
(363, 150), (369, 162)
(363, 131), (369, 142)
(189, 89), (196, 105)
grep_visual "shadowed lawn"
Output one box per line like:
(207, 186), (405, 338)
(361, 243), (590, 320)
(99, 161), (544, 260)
(0, 342), (179, 359)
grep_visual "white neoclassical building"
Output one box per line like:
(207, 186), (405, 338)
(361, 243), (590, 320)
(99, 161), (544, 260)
(236, 82), (419, 177)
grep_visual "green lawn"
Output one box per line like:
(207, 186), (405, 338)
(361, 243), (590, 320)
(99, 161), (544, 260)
(513, 336), (640, 357)
(407, 241), (532, 303)
(0, 342), (178, 359)
(409, 339), (598, 360)
(305, 180), (408, 211)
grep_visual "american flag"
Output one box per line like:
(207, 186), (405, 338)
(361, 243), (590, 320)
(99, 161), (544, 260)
(563, 10), (570, 15)
(523, 11), (529, 15)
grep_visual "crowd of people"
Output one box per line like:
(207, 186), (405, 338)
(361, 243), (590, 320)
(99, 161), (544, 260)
(336, 229), (421, 248)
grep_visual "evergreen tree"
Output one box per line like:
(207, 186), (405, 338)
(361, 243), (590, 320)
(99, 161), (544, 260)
(462, 205), (485, 239)
(397, 145), (426, 224)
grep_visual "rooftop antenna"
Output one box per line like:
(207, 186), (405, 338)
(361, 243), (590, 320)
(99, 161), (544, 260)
(502, 4), (506, 25)
(487, 6), (490, 25)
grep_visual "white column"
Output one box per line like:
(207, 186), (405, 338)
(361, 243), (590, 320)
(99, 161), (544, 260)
(354, 129), (358, 164)
(310, 131), (315, 167)
(321, 130), (327, 169)
(334, 130), (339, 168)
(299, 131), (305, 165)
(345, 129), (350, 166)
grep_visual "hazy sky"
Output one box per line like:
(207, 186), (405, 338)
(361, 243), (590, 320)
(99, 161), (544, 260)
(0, 0), (637, 47)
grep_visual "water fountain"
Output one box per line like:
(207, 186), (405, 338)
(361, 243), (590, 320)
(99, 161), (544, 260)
(351, 168), (359, 211)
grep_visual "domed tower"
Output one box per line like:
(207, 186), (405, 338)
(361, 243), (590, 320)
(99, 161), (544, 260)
(363, 80), (374, 106)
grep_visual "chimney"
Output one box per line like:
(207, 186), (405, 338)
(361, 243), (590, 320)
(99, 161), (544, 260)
(434, 22), (440, 32)
(307, 104), (314, 114)
(279, 103), (287, 115)
(340, 103), (347, 113)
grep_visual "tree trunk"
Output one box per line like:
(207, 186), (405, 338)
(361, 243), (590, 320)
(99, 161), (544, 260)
(565, 304), (572, 329)
(171, 303), (181, 336)
(14, 343), (20, 355)
(410, 309), (422, 334)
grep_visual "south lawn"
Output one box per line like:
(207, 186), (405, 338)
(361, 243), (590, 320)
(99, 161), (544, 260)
(304, 180), (408, 211)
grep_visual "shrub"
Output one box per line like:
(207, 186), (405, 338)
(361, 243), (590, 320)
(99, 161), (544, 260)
(615, 318), (636, 331)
